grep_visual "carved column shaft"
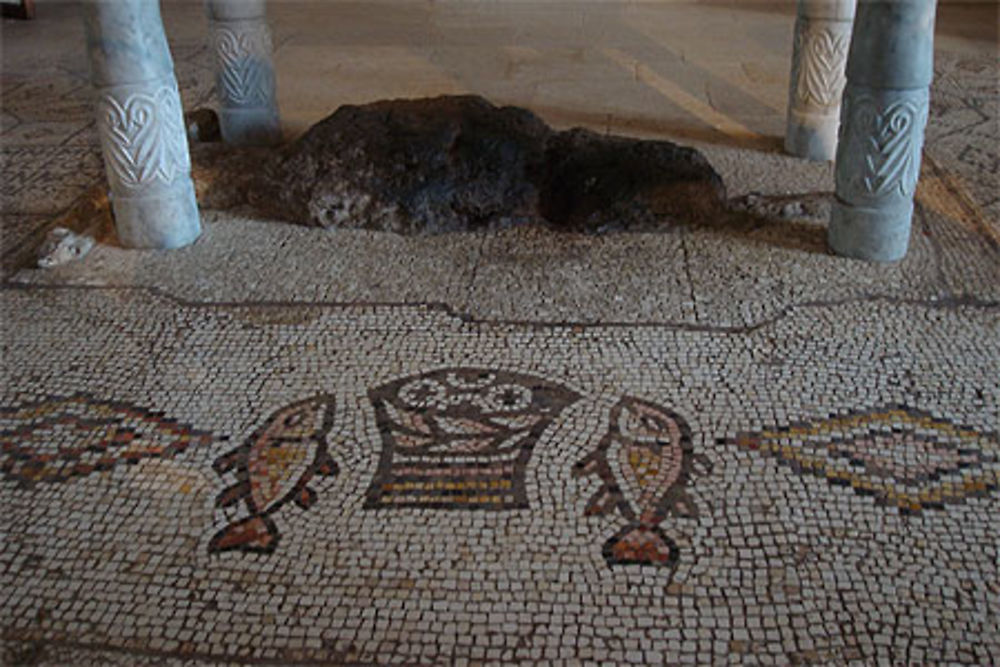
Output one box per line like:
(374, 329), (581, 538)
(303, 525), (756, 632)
(785, 0), (856, 161)
(829, 0), (936, 261)
(206, 0), (281, 146)
(82, 0), (200, 249)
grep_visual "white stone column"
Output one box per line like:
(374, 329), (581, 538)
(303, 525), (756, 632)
(206, 0), (281, 146)
(82, 0), (201, 249)
(829, 0), (936, 261)
(785, 0), (856, 161)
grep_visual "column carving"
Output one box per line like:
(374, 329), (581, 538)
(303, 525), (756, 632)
(829, 0), (937, 261)
(206, 0), (281, 145)
(83, 0), (200, 249)
(785, 0), (855, 161)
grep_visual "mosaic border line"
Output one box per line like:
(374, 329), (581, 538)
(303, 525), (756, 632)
(2, 283), (997, 334)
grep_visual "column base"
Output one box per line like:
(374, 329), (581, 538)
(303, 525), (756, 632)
(785, 109), (839, 162)
(828, 197), (913, 262)
(219, 107), (282, 146)
(111, 179), (201, 249)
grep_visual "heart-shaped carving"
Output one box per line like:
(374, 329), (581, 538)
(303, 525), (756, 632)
(855, 96), (926, 197)
(795, 25), (849, 109)
(98, 85), (188, 190)
(213, 25), (274, 107)
(839, 91), (929, 201)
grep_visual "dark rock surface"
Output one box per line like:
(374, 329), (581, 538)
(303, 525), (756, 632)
(219, 95), (727, 234)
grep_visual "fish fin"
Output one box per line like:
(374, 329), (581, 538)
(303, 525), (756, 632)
(572, 451), (601, 476)
(583, 487), (618, 517)
(664, 488), (699, 519)
(216, 481), (250, 509)
(208, 516), (279, 554)
(293, 485), (317, 510)
(691, 453), (714, 476)
(603, 525), (678, 568)
(312, 448), (339, 477)
(212, 447), (244, 474)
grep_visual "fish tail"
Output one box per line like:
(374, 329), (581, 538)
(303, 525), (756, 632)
(312, 447), (339, 477)
(212, 447), (244, 474)
(215, 481), (250, 509)
(208, 515), (279, 554)
(603, 525), (678, 568)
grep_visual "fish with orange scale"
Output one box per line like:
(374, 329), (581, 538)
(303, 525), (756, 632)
(574, 396), (711, 568)
(209, 395), (338, 554)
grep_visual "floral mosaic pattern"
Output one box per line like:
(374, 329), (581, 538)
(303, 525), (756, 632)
(727, 406), (1000, 513)
(574, 397), (711, 568)
(209, 395), (338, 554)
(365, 368), (579, 510)
(0, 395), (213, 486)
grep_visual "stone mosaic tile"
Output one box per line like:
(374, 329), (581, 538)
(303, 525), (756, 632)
(0, 146), (103, 216)
(727, 406), (1000, 514)
(574, 396), (711, 569)
(925, 51), (1000, 239)
(1, 286), (997, 664)
(466, 225), (697, 324)
(0, 394), (215, 486)
(365, 368), (579, 511)
(19, 207), (999, 328)
(0, 119), (92, 147)
(0, 77), (93, 125)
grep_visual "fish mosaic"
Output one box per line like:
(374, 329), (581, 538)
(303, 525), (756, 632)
(0, 394), (214, 486)
(209, 395), (339, 554)
(574, 396), (711, 568)
(365, 368), (580, 510)
(727, 406), (1000, 514)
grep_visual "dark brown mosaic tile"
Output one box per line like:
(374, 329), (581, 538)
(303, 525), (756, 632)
(364, 368), (579, 510)
(726, 405), (1000, 514)
(208, 395), (338, 554)
(0, 394), (214, 486)
(574, 396), (711, 569)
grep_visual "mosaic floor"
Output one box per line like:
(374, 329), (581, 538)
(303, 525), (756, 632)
(3, 2), (999, 665)
(1, 286), (998, 664)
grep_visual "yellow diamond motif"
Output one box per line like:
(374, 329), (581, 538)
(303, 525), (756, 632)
(727, 407), (999, 514)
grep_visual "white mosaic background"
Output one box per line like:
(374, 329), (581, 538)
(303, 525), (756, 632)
(2, 288), (997, 664)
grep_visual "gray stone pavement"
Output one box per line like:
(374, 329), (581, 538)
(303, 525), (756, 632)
(2, 2), (998, 665)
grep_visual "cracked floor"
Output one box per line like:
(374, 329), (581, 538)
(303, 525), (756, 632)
(2, 1), (999, 665)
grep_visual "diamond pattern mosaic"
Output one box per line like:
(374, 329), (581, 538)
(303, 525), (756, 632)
(727, 406), (1000, 514)
(0, 395), (214, 486)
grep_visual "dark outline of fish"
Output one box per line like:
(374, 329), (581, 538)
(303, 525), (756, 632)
(209, 395), (338, 554)
(574, 396), (712, 568)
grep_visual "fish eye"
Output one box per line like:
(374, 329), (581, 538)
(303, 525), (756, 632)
(284, 414), (303, 427)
